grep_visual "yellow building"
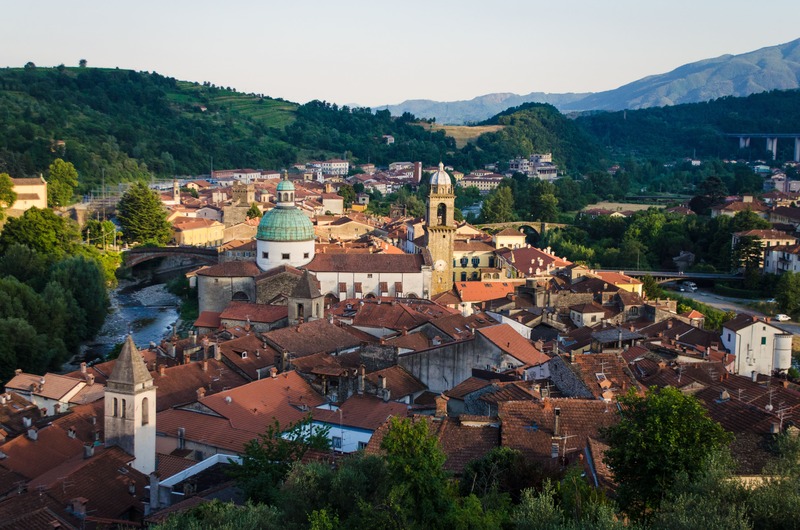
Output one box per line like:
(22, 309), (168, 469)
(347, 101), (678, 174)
(592, 271), (643, 296)
(172, 217), (224, 247)
(9, 176), (48, 212)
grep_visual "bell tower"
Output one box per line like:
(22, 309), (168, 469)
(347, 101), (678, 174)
(425, 163), (456, 296)
(104, 335), (157, 474)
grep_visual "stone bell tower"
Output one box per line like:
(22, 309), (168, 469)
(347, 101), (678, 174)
(425, 162), (456, 296)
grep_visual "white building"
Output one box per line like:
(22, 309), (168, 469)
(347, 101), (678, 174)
(721, 314), (793, 377)
(256, 176), (316, 271)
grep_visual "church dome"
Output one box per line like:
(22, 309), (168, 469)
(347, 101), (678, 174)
(430, 162), (451, 187)
(276, 178), (295, 192)
(257, 206), (315, 241)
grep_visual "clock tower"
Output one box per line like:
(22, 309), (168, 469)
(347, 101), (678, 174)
(425, 162), (456, 296)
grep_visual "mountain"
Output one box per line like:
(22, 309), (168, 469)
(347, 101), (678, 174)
(382, 38), (800, 124)
(379, 92), (589, 125)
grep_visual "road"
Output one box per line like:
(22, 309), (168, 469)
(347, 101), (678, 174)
(678, 289), (800, 335)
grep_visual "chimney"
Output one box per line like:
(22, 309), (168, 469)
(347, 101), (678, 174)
(90, 415), (96, 425)
(358, 364), (365, 394)
(68, 428), (76, 439)
(379, 375), (387, 389)
(150, 472), (161, 511)
(382, 388), (391, 402)
(554, 407), (561, 437)
(196, 387), (206, 400)
(128, 480), (136, 496)
(87, 374), (95, 386)
(159, 365), (166, 377)
(21, 416), (31, 428)
(191, 332), (197, 346)
(70, 498), (88, 517)
(435, 394), (449, 418)
(667, 320), (673, 329)
(213, 344), (221, 361)
(752, 371), (758, 383)
(201, 360), (208, 372)
(270, 367), (278, 378)
(83, 444), (94, 459)
(80, 362), (87, 374)
(27, 427), (38, 441)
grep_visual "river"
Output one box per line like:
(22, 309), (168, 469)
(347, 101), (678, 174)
(78, 279), (181, 365)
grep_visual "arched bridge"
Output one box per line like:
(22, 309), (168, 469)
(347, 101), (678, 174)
(123, 246), (220, 268)
(475, 221), (567, 234)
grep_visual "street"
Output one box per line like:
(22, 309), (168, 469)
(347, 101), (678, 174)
(678, 289), (800, 335)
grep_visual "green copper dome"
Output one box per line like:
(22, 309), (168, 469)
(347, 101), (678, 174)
(277, 179), (295, 192)
(256, 206), (315, 241)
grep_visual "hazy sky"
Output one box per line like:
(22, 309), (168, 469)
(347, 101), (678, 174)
(2, 1), (798, 107)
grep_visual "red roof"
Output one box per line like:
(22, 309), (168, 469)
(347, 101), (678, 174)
(312, 395), (407, 431)
(478, 324), (549, 366)
(455, 281), (524, 303)
(220, 302), (288, 323)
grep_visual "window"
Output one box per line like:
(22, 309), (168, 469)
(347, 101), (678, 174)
(113, 397), (118, 417)
(303, 252), (309, 259)
(761, 337), (767, 345)
(262, 251), (269, 259)
(121, 399), (127, 418)
(142, 397), (149, 426)
(332, 436), (342, 449)
(282, 253), (290, 260)
(367, 273), (373, 278)
(471, 257), (480, 267)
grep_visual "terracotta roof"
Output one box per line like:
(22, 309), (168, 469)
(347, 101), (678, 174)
(217, 333), (280, 380)
(723, 313), (780, 333)
(194, 311), (222, 328)
(365, 415), (499, 474)
(0, 391), (41, 438)
(265, 319), (362, 358)
(196, 261), (261, 278)
(305, 253), (424, 273)
(290, 269), (322, 299)
(572, 353), (643, 400)
(0, 424), (84, 480)
(454, 240), (495, 252)
(365, 366), (426, 399)
(151, 358), (249, 410)
(455, 281), (524, 303)
(219, 302), (288, 324)
(495, 227), (526, 237)
(34, 446), (149, 521)
(156, 371), (325, 453)
(157, 452), (196, 479)
(5, 372), (84, 401)
(445, 377), (493, 400)
(172, 217), (222, 231)
(10, 177), (45, 186)
(498, 399), (619, 462)
(592, 271), (642, 285)
(569, 302), (608, 314)
(478, 324), (549, 366)
(0, 491), (74, 530)
(733, 229), (794, 239)
(312, 395), (407, 431)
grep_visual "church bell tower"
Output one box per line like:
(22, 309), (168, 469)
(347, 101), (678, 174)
(104, 335), (157, 474)
(425, 162), (456, 296)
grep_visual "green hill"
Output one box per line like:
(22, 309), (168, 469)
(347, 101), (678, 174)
(576, 89), (800, 160)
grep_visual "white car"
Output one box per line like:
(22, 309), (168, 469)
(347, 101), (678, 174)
(775, 314), (791, 322)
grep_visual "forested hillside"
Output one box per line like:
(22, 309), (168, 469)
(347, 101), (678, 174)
(576, 89), (800, 160)
(0, 66), (608, 194)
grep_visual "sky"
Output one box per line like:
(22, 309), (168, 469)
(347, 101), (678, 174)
(2, 1), (799, 107)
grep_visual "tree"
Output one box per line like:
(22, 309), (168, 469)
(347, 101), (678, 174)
(338, 184), (356, 208)
(603, 387), (732, 517)
(641, 275), (664, 300)
(731, 235), (763, 287)
(229, 415), (330, 505)
(776, 271), (800, 315)
(79, 59), (87, 68)
(246, 202), (262, 219)
(380, 416), (453, 528)
(481, 186), (516, 223)
(82, 219), (118, 249)
(0, 207), (80, 258)
(46, 158), (79, 207)
(117, 182), (171, 245)
(0, 173), (16, 219)
(153, 500), (281, 530)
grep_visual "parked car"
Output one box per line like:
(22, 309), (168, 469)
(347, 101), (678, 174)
(775, 314), (791, 322)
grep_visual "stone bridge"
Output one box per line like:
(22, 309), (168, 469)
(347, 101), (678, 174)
(474, 221), (567, 235)
(123, 246), (220, 269)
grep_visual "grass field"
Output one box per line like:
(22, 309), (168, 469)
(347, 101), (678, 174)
(418, 123), (505, 148)
(587, 201), (666, 212)
(171, 81), (298, 128)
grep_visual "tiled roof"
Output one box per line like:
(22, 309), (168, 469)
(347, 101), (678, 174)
(219, 302), (288, 323)
(157, 371), (326, 453)
(455, 281), (524, 303)
(569, 302), (607, 314)
(365, 366), (426, 399)
(5, 372), (84, 401)
(194, 311), (222, 328)
(734, 229), (794, 240)
(305, 253), (424, 273)
(478, 324), (549, 366)
(365, 415), (500, 474)
(349, 301), (431, 330)
(445, 377), (493, 400)
(0, 391), (41, 438)
(0, 424), (85, 480)
(454, 240), (495, 252)
(35, 446), (149, 521)
(572, 353), (643, 400)
(152, 359), (249, 410)
(498, 399), (619, 462)
(196, 261), (261, 278)
(495, 227), (526, 237)
(217, 333), (280, 381)
(265, 319), (362, 358)
(592, 271), (642, 285)
(157, 452), (196, 479)
(107, 335), (153, 393)
(723, 313), (782, 333)
(312, 395), (407, 431)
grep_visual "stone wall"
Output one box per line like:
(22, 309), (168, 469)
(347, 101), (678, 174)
(547, 356), (593, 398)
(198, 275), (256, 313)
